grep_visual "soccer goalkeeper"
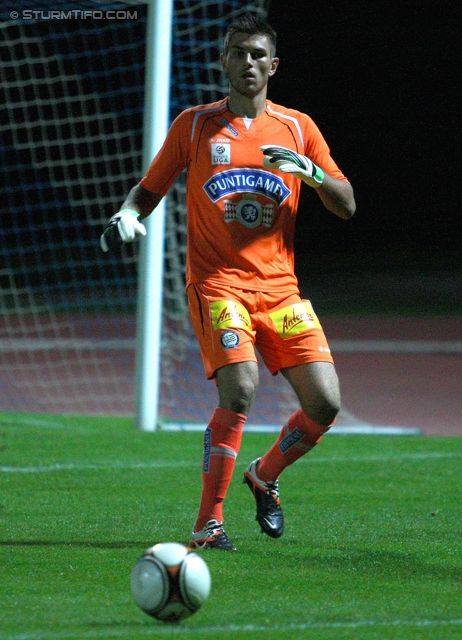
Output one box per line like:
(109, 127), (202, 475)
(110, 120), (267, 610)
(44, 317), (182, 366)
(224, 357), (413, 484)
(101, 13), (355, 550)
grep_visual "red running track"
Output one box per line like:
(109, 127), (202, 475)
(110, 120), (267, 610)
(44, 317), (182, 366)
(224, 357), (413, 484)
(0, 316), (459, 436)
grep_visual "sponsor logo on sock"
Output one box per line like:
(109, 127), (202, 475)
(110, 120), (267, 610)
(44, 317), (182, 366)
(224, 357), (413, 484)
(203, 427), (211, 473)
(279, 427), (304, 453)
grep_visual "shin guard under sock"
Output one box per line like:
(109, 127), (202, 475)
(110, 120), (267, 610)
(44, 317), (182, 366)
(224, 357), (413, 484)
(257, 409), (331, 482)
(195, 407), (246, 531)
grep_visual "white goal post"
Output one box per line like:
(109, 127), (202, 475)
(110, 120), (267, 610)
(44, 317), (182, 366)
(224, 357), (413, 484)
(135, 0), (271, 431)
(135, 0), (173, 432)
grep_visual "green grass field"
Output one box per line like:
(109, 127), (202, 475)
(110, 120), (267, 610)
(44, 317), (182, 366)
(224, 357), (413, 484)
(1, 413), (461, 640)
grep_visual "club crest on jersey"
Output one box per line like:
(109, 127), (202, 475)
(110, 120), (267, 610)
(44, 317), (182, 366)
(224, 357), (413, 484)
(203, 168), (290, 206)
(224, 195), (274, 229)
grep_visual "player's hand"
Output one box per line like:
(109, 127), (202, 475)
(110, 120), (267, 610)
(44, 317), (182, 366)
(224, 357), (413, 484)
(100, 209), (147, 252)
(261, 145), (324, 189)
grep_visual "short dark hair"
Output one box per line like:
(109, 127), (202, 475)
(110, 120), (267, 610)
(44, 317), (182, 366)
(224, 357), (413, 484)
(224, 12), (277, 57)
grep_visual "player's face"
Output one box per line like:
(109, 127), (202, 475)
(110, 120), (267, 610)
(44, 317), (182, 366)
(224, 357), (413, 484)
(221, 33), (279, 99)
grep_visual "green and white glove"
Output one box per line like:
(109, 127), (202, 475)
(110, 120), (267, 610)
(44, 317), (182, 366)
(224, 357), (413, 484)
(100, 209), (146, 252)
(261, 145), (324, 189)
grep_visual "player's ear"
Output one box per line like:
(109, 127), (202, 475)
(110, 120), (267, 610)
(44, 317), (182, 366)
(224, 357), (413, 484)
(268, 57), (279, 77)
(220, 52), (228, 74)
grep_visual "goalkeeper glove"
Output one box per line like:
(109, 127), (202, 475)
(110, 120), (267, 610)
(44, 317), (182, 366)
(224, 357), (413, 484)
(261, 145), (324, 189)
(100, 209), (146, 252)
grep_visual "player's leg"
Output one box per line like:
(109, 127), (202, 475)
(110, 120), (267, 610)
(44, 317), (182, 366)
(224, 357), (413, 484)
(193, 361), (258, 524)
(191, 362), (259, 551)
(243, 362), (339, 539)
(256, 361), (340, 481)
(217, 360), (259, 414)
(283, 360), (340, 426)
(188, 284), (259, 550)
(244, 295), (338, 538)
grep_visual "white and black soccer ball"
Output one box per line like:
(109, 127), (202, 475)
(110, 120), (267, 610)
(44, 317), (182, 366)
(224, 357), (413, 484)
(130, 542), (211, 623)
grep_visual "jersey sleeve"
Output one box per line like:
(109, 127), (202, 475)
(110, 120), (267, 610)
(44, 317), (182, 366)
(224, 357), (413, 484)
(301, 114), (349, 183)
(139, 109), (193, 195)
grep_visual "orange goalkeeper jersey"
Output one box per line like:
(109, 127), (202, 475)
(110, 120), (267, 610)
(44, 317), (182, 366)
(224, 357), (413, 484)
(140, 98), (349, 292)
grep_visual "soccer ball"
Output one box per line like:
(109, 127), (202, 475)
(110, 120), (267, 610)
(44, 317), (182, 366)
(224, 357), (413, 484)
(130, 542), (211, 623)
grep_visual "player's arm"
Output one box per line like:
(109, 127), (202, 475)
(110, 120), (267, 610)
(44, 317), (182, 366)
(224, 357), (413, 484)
(261, 145), (355, 220)
(100, 109), (191, 251)
(315, 173), (355, 220)
(121, 184), (163, 220)
(100, 185), (162, 252)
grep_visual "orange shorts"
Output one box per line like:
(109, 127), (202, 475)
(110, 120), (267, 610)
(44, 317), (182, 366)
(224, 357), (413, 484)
(187, 282), (334, 380)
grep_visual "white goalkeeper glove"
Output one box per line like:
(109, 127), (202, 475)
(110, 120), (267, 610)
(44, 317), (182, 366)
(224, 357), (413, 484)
(100, 209), (146, 252)
(261, 145), (324, 189)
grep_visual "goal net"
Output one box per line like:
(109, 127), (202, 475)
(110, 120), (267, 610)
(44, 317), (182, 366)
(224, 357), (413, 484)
(0, 0), (379, 432)
(1, 0), (296, 424)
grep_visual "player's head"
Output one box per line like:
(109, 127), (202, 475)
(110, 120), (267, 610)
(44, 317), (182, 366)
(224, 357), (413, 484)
(221, 13), (279, 100)
(224, 13), (277, 58)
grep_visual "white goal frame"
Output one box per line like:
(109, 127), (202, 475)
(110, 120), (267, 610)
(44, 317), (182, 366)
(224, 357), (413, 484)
(135, 0), (172, 432)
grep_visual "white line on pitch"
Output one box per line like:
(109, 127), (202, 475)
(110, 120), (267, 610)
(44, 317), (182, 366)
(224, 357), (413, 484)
(1, 617), (461, 639)
(164, 422), (423, 435)
(1, 451), (460, 474)
(0, 460), (195, 473)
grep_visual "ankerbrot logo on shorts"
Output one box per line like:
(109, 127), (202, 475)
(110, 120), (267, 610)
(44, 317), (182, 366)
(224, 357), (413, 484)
(211, 143), (231, 165)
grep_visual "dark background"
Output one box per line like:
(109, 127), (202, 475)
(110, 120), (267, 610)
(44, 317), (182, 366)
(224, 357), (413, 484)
(266, 2), (460, 313)
(1, 2), (459, 315)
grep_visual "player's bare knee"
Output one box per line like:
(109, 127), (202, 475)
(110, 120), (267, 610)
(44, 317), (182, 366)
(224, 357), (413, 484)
(302, 393), (340, 428)
(217, 362), (259, 414)
(226, 378), (258, 414)
(319, 400), (340, 428)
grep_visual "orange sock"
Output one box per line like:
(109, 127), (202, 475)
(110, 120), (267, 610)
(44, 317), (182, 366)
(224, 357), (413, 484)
(194, 407), (246, 531)
(257, 409), (331, 483)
